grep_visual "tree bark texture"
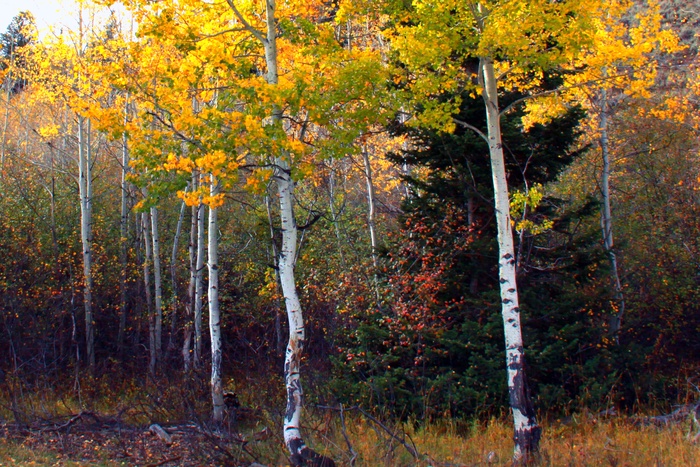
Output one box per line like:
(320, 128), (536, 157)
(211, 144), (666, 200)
(264, 0), (309, 459)
(168, 200), (186, 357)
(275, 164), (308, 460)
(225, 0), (326, 460)
(208, 177), (224, 423)
(361, 147), (379, 271)
(78, 115), (95, 372)
(183, 200), (198, 371)
(194, 201), (205, 368)
(118, 103), (130, 354)
(151, 206), (163, 366)
(142, 210), (156, 376)
(481, 56), (541, 462)
(599, 88), (625, 340)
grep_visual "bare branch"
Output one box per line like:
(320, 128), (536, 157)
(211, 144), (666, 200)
(225, 0), (266, 44)
(453, 118), (489, 143)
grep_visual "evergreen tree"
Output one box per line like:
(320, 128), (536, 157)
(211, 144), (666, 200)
(332, 86), (614, 418)
(1, 11), (35, 92)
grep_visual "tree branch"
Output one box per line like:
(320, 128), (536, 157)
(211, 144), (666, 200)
(453, 118), (489, 143)
(498, 69), (653, 117)
(225, 0), (266, 44)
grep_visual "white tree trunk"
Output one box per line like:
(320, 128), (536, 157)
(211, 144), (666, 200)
(208, 176), (224, 423)
(599, 88), (625, 340)
(262, 0), (309, 460)
(265, 195), (285, 355)
(361, 147), (381, 303)
(1, 41), (13, 175)
(118, 102), (129, 354)
(226, 0), (329, 461)
(481, 56), (540, 461)
(78, 114), (95, 372)
(361, 147), (379, 270)
(151, 206), (163, 365)
(275, 162), (308, 460)
(168, 200), (186, 357)
(260, 0), (309, 458)
(183, 198), (197, 371)
(327, 161), (345, 265)
(194, 200), (205, 368)
(142, 210), (156, 376)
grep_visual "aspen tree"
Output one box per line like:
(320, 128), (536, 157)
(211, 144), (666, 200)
(111, 0), (387, 445)
(224, 0), (309, 454)
(388, 0), (593, 460)
(118, 98), (130, 354)
(167, 199), (186, 357)
(151, 206), (163, 365)
(388, 0), (680, 458)
(515, 0), (681, 340)
(207, 176), (224, 422)
(77, 112), (96, 372)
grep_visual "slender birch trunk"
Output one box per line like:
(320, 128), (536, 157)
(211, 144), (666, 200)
(1, 41), (13, 176)
(151, 206), (163, 365)
(265, 195), (284, 356)
(481, 56), (540, 461)
(167, 200), (186, 357)
(327, 161), (345, 266)
(261, 1), (309, 459)
(118, 104), (129, 353)
(133, 208), (143, 351)
(49, 161), (58, 267)
(361, 147), (379, 270)
(78, 114), (95, 372)
(194, 200), (205, 368)
(361, 147), (381, 303)
(275, 159), (309, 461)
(252, 0), (306, 459)
(142, 210), (156, 376)
(183, 197), (197, 371)
(208, 177), (224, 423)
(226, 0), (327, 461)
(599, 88), (625, 341)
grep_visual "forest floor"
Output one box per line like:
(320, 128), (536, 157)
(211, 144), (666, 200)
(2, 374), (700, 466)
(3, 409), (700, 466)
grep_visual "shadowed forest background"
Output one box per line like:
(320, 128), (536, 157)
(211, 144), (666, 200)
(1, 0), (700, 465)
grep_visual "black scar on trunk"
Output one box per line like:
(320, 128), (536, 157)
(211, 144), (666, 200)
(285, 387), (296, 421)
(285, 378), (302, 421)
(508, 347), (541, 459)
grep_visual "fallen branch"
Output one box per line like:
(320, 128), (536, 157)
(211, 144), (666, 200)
(339, 404), (357, 466)
(42, 411), (102, 433)
(149, 423), (173, 444)
(632, 404), (695, 427)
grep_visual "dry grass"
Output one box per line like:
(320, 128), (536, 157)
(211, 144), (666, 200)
(2, 377), (700, 466)
(3, 412), (700, 466)
(296, 411), (700, 466)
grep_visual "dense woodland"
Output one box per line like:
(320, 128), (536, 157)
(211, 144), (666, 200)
(1, 0), (699, 464)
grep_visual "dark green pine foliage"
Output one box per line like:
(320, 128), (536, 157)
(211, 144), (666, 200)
(331, 89), (614, 418)
(1, 11), (35, 93)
